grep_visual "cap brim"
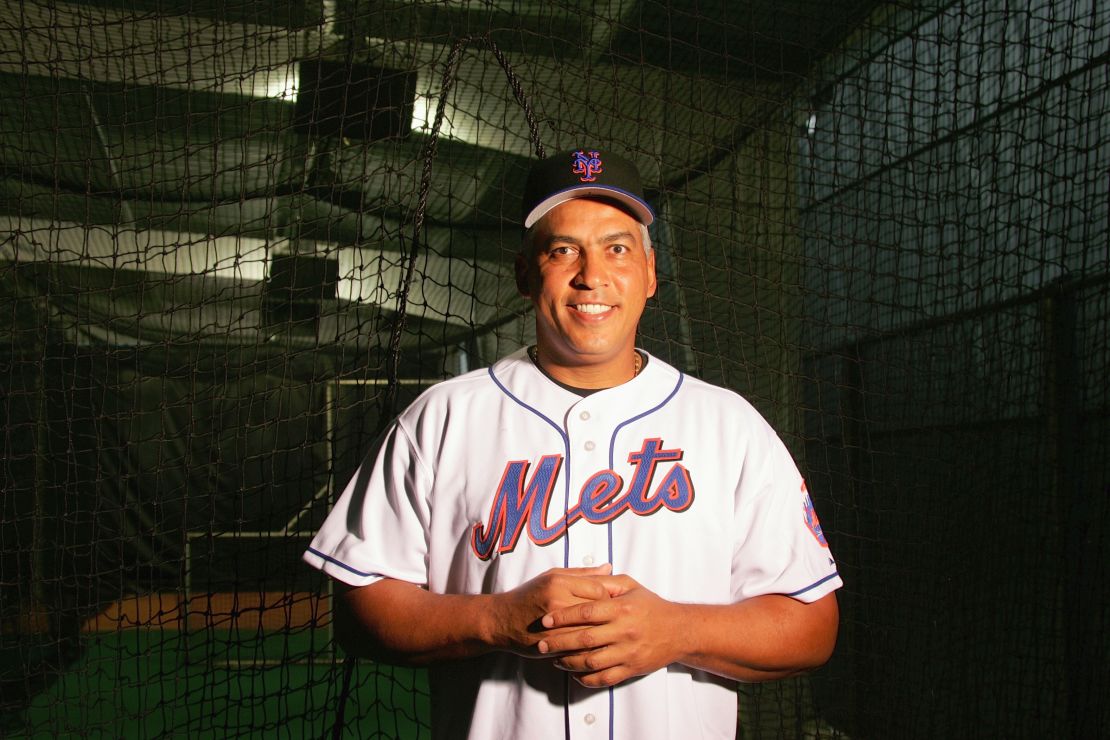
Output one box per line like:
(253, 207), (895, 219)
(523, 185), (654, 228)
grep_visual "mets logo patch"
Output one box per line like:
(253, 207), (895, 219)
(571, 150), (603, 182)
(801, 482), (828, 547)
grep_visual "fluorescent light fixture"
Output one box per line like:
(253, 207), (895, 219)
(410, 68), (479, 144)
(226, 63), (299, 101)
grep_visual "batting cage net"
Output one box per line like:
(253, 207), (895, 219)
(2, 0), (1107, 737)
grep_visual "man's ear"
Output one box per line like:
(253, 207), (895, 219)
(645, 248), (658, 299)
(515, 252), (531, 298)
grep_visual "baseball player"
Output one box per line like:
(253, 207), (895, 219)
(304, 149), (842, 739)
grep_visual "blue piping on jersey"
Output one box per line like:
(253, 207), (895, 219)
(607, 373), (685, 565)
(604, 371), (685, 740)
(488, 365), (578, 740)
(305, 547), (380, 578)
(490, 364), (686, 740)
(786, 571), (841, 598)
(487, 367), (573, 569)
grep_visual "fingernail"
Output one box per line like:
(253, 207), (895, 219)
(541, 615), (554, 628)
(537, 640), (549, 654)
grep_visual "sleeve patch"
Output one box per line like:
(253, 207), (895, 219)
(801, 481), (829, 547)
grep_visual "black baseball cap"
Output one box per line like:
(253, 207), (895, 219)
(521, 149), (654, 228)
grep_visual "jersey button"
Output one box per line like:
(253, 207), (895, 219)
(579, 410), (590, 421)
(584, 440), (595, 451)
(584, 714), (596, 725)
(582, 555), (595, 566)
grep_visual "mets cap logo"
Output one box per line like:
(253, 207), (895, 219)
(571, 150), (603, 182)
(801, 481), (829, 547)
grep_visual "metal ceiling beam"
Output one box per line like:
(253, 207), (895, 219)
(0, 0), (303, 98)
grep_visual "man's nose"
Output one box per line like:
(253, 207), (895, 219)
(573, 254), (610, 289)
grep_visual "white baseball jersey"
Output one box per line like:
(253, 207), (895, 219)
(304, 347), (842, 740)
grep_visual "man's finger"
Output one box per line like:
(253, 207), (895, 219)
(537, 616), (618, 655)
(552, 647), (620, 673)
(527, 564), (614, 611)
(548, 563), (613, 577)
(572, 667), (628, 689)
(561, 567), (616, 599)
(588, 573), (638, 597)
(540, 598), (613, 631)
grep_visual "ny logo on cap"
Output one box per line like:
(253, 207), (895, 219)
(571, 150), (603, 182)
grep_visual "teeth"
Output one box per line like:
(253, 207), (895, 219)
(574, 304), (612, 314)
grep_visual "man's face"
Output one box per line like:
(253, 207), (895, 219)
(516, 198), (657, 378)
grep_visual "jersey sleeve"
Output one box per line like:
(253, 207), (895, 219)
(730, 423), (842, 603)
(302, 419), (432, 588)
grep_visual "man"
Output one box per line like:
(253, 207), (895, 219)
(304, 148), (842, 739)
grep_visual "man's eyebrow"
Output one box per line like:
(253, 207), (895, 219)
(538, 230), (637, 254)
(545, 234), (582, 245)
(601, 230), (636, 242)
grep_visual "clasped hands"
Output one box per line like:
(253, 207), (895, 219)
(498, 565), (683, 689)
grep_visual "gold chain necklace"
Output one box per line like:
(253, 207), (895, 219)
(528, 346), (642, 377)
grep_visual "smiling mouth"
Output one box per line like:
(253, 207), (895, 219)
(571, 303), (614, 315)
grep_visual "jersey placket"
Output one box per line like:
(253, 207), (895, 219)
(561, 395), (614, 738)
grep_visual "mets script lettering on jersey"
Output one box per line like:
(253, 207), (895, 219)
(471, 438), (694, 560)
(571, 150), (604, 182)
